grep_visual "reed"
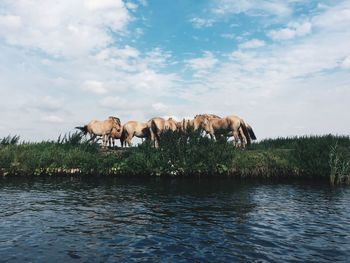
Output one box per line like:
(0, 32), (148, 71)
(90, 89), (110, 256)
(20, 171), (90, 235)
(329, 143), (350, 185)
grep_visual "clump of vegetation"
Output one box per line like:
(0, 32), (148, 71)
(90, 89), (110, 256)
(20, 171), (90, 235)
(0, 132), (349, 184)
(0, 135), (20, 146)
(121, 129), (237, 176)
(329, 143), (350, 185)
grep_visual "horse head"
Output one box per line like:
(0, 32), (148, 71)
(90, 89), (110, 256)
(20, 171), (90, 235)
(202, 117), (213, 134)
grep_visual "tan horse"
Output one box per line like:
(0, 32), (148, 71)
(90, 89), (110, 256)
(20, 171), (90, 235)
(176, 118), (193, 133)
(107, 116), (123, 147)
(147, 117), (177, 148)
(108, 126), (123, 147)
(121, 121), (149, 147)
(192, 114), (221, 131)
(202, 115), (256, 147)
(75, 116), (121, 148)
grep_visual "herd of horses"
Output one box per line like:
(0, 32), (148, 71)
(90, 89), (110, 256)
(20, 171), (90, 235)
(75, 114), (256, 148)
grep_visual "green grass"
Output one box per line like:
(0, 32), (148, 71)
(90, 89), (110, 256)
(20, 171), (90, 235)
(0, 132), (349, 184)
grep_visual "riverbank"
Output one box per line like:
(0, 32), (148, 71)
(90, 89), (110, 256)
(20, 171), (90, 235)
(0, 133), (349, 184)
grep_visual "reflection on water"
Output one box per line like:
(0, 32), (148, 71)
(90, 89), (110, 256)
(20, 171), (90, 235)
(0, 177), (349, 262)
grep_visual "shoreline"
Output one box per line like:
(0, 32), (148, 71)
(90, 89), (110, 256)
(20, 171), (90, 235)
(0, 133), (349, 184)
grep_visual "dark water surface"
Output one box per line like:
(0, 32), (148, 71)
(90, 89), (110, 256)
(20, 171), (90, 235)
(0, 177), (349, 262)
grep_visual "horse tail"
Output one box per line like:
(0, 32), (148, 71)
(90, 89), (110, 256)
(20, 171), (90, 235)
(75, 125), (88, 135)
(151, 119), (160, 141)
(246, 123), (257, 140)
(240, 120), (251, 146)
(147, 119), (161, 147)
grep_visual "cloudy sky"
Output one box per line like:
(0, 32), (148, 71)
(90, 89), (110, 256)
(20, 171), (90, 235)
(0, 0), (349, 141)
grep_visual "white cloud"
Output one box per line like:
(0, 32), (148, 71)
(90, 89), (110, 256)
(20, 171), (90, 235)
(268, 21), (312, 40)
(39, 96), (64, 111)
(125, 70), (178, 92)
(81, 80), (108, 94)
(186, 51), (218, 72)
(221, 33), (235, 39)
(0, 0), (131, 57)
(126, 2), (138, 10)
(342, 56), (350, 69)
(41, 115), (64, 123)
(0, 15), (22, 29)
(213, 0), (292, 17)
(239, 39), (265, 49)
(189, 17), (214, 28)
(312, 2), (350, 30)
(99, 96), (128, 109)
(152, 102), (168, 112)
(85, 0), (123, 10)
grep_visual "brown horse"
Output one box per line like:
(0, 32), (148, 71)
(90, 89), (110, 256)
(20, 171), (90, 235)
(202, 115), (256, 147)
(176, 118), (193, 133)
(121, 121), (149, 147)
(147, 117), (177, 148)
(108, 126), (123, 147)
(75, 116), (121, 148)
(190, 114), (221, 131)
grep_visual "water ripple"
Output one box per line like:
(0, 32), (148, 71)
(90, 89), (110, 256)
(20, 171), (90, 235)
(0, 178), (349, 262)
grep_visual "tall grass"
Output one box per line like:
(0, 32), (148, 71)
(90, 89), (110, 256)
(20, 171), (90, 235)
(329, 143), (350, 185)
(0, 133), (349, 183)
(0, 135), (20, 146)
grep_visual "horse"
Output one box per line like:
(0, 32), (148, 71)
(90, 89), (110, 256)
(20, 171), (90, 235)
(75, 116), (122, 148)
(121, 121), (149, 147)
(108, 126), (123, 148)
(176, 118), (193, 133)
(192, 114), (221, 131)
(202, 115), (256, 148)
(147, 117), (177, 148)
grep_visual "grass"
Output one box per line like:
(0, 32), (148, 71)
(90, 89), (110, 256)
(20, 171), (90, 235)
(0, 132), (349, 184)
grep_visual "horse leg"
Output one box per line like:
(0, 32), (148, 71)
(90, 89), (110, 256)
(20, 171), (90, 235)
(149, 128), (156, 147)
(88, 133), (96, 143)
(209, 132), (215, 140)
(125, 134), (133, 147)
(238, 128), (247, 148)
(233, 130), (240, 148)
(103, 134), (108, 148)
(155, 131), (160, 148)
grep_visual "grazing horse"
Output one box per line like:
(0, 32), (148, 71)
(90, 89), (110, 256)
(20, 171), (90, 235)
(202, 115), (256, 147)
(108, 126), (123, 148)
(176, 118), (193, 133)
(192, 114), (221, 131)
(107, 116), (123, 147)
(121, 121), (150, 147)
(75, 116), (122, 148)
(147, 117), (177, 148)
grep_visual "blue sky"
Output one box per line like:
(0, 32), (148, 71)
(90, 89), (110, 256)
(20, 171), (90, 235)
(0, 0), (349, 141)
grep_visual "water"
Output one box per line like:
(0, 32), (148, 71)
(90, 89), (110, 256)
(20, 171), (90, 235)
(0, 177), (349, 262)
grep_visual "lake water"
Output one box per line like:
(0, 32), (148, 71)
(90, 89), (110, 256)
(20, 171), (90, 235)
(0, 177), (349, 262)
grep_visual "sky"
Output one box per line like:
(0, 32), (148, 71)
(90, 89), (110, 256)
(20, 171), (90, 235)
(0, 0), (349, 141)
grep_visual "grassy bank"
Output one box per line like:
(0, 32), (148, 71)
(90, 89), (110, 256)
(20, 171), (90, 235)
(0, 132), (349, 184)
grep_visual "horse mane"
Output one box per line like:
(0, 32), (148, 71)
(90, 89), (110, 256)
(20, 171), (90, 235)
(109, 116), (121, 126)
(194, 114), (221, 119)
